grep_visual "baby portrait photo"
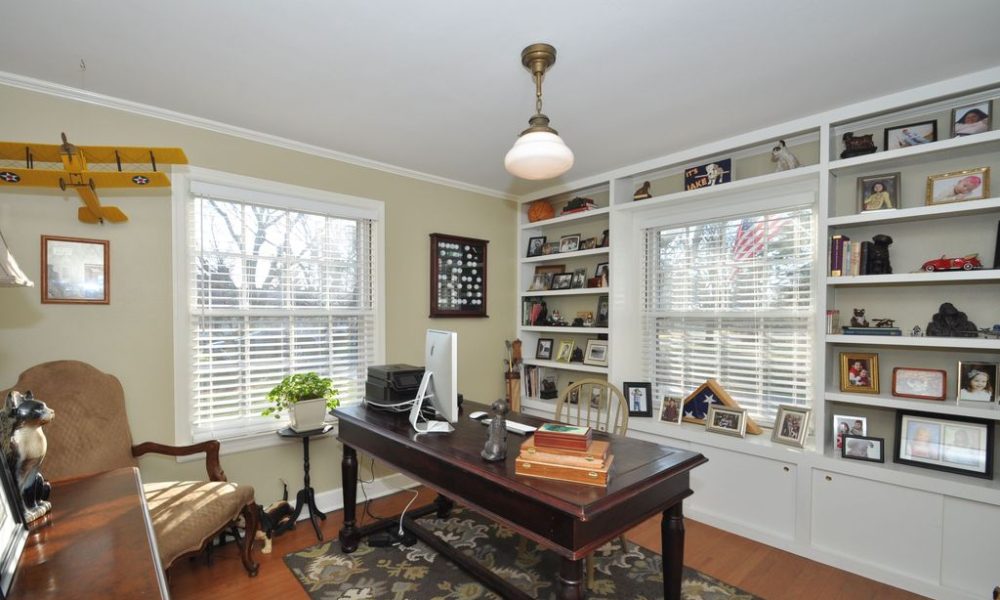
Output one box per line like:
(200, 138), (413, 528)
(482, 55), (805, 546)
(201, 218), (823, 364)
(926, 167), (990, 205)
(951, 102), (991, 137)
(956, 362), (997, 402)
(857, 172), (900, 212)
(884, 120), (937, 149)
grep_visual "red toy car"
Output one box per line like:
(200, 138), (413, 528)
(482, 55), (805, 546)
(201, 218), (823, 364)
(920, 254), (983, 272)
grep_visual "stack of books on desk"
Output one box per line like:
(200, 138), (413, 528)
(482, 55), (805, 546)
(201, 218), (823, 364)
(515, 424), (613, 486)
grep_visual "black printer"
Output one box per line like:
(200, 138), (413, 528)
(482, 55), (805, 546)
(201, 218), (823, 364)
(365, 364), (425, 411)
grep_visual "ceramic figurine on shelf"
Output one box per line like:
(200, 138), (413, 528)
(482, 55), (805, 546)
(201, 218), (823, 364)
(840, 132), (877, 159)
(3, 391), (55, 523)
(634, 181), (652, 201)
(481, 399), (508, 462)
(911, 325), (922, 337)
(850, 308), (869, 328)
(770, 140), (801, 172)
(867, 234), (893, 274)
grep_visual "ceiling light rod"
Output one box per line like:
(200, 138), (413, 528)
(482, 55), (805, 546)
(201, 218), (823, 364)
(521, 43), (557, 135)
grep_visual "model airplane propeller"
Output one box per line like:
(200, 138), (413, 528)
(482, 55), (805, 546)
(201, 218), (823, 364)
(0, 133), (187, 223)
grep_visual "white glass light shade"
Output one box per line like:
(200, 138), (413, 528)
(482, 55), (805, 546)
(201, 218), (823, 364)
(504, 131), (574, 180)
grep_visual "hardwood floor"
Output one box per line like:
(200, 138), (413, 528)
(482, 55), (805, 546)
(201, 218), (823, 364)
(169, 487), (926, 600)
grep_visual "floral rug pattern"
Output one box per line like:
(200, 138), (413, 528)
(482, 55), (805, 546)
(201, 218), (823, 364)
(285, 507), (760, 599)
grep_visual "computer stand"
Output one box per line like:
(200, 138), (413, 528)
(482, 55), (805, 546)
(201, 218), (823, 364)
(408, 371), (453, 433)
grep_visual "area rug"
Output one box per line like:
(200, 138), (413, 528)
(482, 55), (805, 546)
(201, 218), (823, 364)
(285, 507), (760, 599)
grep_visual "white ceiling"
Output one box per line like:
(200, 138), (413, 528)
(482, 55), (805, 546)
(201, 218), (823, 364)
(2, 1), (1000, 199)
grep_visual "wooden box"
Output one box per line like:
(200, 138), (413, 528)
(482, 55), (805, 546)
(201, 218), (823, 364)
(515, 454), (614, 487)
(520, 437), (609, 468)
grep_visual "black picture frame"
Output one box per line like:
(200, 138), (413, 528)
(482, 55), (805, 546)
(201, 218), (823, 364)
(894, 410), (993, 479)
(842, 435), (885, 463)
(623, 382), (653, 417)
(596, 295), (609, 327)
(536, 337), (554, 360)
(550, 273), (573, 290)
(884, 120), (938, 151)
(429, 233), (488, 318)
(0, 444), (28, 597)
(526, 235), (546, 257)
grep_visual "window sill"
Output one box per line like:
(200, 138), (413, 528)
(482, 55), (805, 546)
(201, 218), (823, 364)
(175, 420), (339, 462)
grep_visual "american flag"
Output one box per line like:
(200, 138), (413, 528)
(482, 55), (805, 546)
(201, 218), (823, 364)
(732, 217), (787, 261)
(683, 385), (720, 421)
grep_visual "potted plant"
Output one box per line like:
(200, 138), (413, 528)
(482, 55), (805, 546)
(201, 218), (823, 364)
(262, 372), (339, 432)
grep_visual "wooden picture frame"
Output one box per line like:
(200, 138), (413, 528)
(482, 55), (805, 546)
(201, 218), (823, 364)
(891, 367), (947, 401)
(41, 235), (109, 304)
(680, 379), (762, 434)
(429, 233), (487, 318)
(583, 339), (608, 367)
(884, 119), (937, 150)
(536, 338), (554, 360)
(839, 352), (880, 393)
(705, 405), (747, 438)
(926, 167), (990, 205)
(894, 410), (993, 479)
(771, 405), (810, 448)
(623, 382), (652, 417)
(659, 396), (683, 424)
(842, 435), (885, 463)
(856, 172), (900, 213)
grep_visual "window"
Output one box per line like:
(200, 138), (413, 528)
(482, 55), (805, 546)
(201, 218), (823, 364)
(173, 168), (383, 444)
(643, 206), (814, 426)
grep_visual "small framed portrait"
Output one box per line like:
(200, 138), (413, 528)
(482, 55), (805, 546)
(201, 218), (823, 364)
(957, 361), (998, 403)
(926, 167), (990, 205)
(839, 352), (879, 394)
(526, 236), (546, 257)
(705, 405), (747, 438)
(856, 172), (900, 213)
(580, 237), (597, 250)
(771, 405), (810, 448)
(624, 382), (653, 417)
(599, 229), (609, 247)
(842, 435), (885, 463)
(892, 367), (947, 401)
(41, 235), (110, 304)
(895, 411), (993, 478)
(550, 272), (574, 290)
(555, 340), (575, 363)
(833, 414), (867, 450)
(559, 234), (581, 253)
(583, 339), (608, 367)
(528, 272), (552, 291)
(536, 338), (554, 360)
(595, 295), (609, 327)
(542, 242), (559, 255)
(884, 120), (938, 150)
(594, 262), (609, 279)
(659, 396), (683, 424)
(570, 268), (587, 289)
(684, 158), (732, 190)
(951, 102), (991, 137)
(535, 264), (565, 277)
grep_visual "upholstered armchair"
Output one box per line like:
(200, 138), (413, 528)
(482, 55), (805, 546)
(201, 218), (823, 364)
(2, 360), (259, 576)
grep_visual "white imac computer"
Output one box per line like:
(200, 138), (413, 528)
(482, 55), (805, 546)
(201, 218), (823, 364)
(409, 329), (459, 433)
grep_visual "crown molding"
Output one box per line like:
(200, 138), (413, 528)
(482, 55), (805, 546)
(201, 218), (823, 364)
(0, 70), (514, 201)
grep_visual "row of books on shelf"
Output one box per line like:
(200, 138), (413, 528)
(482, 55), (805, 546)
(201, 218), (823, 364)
(829, 234), (875, 277)
(560, 196), (597, 215)
(521, 365), (558, 399)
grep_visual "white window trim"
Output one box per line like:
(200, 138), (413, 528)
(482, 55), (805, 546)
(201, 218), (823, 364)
(171, 165), (385, 453)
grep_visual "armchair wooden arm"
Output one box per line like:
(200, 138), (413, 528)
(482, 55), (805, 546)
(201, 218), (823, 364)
(132, 441), (226, 482)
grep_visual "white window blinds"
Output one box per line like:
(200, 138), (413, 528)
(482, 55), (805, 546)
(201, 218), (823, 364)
(186, 190), (378, 441)
(643, 208), (814, 425)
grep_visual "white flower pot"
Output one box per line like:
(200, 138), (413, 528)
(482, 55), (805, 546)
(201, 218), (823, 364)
(290, 398), (328, 432)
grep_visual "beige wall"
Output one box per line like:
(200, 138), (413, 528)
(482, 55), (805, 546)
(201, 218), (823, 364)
(0, 84), (516, 503)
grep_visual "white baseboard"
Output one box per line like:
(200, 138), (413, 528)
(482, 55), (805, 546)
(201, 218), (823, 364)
(296, 472), (419, 518)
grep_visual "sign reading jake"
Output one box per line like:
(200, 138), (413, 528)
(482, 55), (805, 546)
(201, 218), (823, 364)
(684, 158), (732, 191)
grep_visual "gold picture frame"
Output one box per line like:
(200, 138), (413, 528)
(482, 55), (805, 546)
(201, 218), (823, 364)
(925, 166), (990, 205)
(839, 352), (880, 394)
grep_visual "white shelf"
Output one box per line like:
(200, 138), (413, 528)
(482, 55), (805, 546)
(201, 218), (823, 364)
(826, 334), (1000, 350)
(827, 196), (1000, 227)
(521, 247), (609, 264)
(520, 288), (609, 298)
(828, 130), (1000, 176)
(828, 269), (1000, 286)
(520, 326), (609, 334)
(520, 206), (610, 230)
(825, 391), (1000, 420)
(522, 358), (608, 374)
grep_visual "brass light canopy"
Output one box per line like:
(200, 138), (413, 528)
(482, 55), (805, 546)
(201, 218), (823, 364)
(504, 42), (574, 180)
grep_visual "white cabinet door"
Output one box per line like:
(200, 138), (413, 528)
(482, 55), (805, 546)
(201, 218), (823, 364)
(942, 496), (1000, 596)
(811, 469), (943, 584)
(688, 446), (797, 540)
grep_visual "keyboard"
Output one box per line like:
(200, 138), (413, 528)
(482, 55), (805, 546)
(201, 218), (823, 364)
(478, 418), (537, 435)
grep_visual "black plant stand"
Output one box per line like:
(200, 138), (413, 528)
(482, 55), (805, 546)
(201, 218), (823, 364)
(276, 424), (333, 540)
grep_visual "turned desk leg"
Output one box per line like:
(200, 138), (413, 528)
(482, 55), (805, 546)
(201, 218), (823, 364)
(662, 502), (685, 600)
(557, 557), (584, 600)
(338, 445), (360, 552)
(434, 494), (454, 519)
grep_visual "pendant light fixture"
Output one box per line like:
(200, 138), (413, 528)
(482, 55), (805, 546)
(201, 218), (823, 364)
(504, 43), (574, 180)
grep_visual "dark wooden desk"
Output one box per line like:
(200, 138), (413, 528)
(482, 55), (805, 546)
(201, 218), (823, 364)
(335, 402), (706, 600)
(8, 467), (169, 600)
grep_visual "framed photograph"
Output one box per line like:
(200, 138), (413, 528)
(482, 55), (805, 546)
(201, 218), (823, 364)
(684, 158), (732, 191)
(926, 167), (990, 205)
(957, 361), (998, 402)
(595, 295), (609, 327)
(772, 405), (811, 448)
(528, 272), (552, 291)
(705, 405), (747, 438)
(659, 396), (683, 424)
(842, 435), (885, 463)
(536, 338), (554, 360)
(583, 339), (608, 367)
(535, 264), (565, 277)
(559, 234), (581, 253)
(526, 236), (546, 257)
(429, 233), (487, 318)
(550, 272), (574, 290)
(599, 229), (609, 247)
(555, 339), (575, 363)
(580, 237), (597, 250)
(41, 235), (110, 304)
(895, 410), (993, 478)
(570, 268), (587, 289)
(594, 262), (608, 280)
(680, 379), (762, 433)
(892, 367), (947, 401)
(542, 242), (559, 255)
(839, 352), (879, 394)
(857, 172), (900, 212)
(833, 414), (867, 450)
(624, 382), (653, 417)
(884, 120), (938, 150)
(951, 102), (991, 137)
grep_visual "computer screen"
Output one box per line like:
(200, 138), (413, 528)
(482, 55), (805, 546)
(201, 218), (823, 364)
(409, 329), (458, 433)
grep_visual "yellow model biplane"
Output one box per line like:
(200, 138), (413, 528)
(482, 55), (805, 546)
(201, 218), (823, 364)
(0, 133), (187, 223)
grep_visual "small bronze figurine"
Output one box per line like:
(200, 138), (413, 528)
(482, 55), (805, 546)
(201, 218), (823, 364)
(634, 181), (652, 201)
(481, 399), (508, 462)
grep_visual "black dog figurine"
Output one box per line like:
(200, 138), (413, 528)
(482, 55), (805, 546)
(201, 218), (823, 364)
(867, 234), (893, 274)
(3, 391), (54, 522)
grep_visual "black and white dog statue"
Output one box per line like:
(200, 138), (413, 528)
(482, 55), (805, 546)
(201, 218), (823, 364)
(4, 391), (55, 522)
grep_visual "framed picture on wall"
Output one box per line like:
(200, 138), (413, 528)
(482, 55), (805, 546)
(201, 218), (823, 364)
(429, 233), (487, 318)
(41, 235), (110, 304)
